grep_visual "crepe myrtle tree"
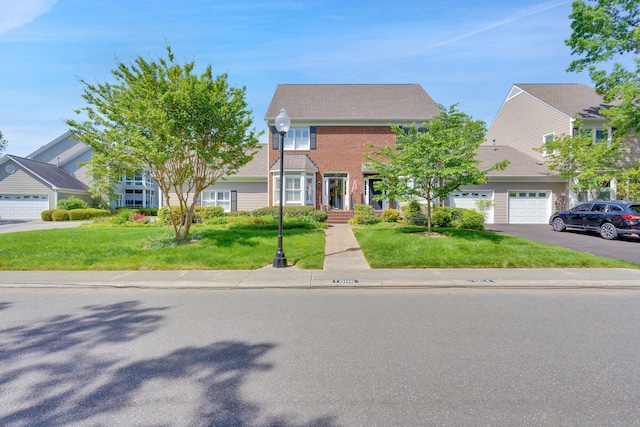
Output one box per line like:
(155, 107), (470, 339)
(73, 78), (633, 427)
(566, 0), (640, 137)
(67, 46), (261, 239)
(364, 104), (509, 232)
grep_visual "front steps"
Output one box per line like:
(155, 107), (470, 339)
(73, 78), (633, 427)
(326, 210), (354, 224)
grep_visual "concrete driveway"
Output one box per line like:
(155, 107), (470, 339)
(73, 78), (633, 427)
(488, 224), (640, 264)
(0, 219), (88, 234)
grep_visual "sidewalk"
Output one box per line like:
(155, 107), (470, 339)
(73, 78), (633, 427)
(1, 224), (640, 289)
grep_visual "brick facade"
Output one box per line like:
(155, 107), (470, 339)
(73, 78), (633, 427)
(268, 125), (397, 209)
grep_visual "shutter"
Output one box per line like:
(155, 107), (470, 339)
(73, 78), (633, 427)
(271, 127), (279, 150)
(231, 190), (237, 211)
(310, 126), (316, 150)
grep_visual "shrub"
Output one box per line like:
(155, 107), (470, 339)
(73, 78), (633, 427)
(226, 210), (250, 217)
(194, 206), (225, 222)
(350, 204), (380, 225)
(68, 208), (111, 220)
(41, 210), (55, 221)
(401, 200), (423, 220)
(157, 206), (188, 226)
(57, 196), (89, 210)
(309, 210), (328, 223)
(459, 209), (485, 230)
(51, 209), (70, 221)
(431, 208), (453, 228)
(251, 206), (315, 218)
(381, 209), (400, 222)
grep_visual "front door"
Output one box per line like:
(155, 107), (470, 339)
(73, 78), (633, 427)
(323, 176), (346, 210)
(368, 179), (383, 210)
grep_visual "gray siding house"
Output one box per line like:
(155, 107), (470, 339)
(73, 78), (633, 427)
(452, 83), (629, 224)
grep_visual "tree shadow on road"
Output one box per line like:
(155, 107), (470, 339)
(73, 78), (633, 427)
(0, 301), (341, 427)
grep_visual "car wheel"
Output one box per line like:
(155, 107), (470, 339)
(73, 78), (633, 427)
(551, 217), (566, 232)
(599, 222), (618, 240)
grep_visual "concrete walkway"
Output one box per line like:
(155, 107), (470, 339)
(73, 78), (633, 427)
(323, 224), (370, 270)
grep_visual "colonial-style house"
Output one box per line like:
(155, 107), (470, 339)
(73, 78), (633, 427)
(264, 84), (441, 219)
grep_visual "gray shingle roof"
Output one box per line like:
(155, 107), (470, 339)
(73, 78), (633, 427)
(515, 83), (616, 119)
(265, 84), (441, 121)
(270, 154), (319, 172)
(232, 144), (268, 177)
(476, 146), (558, 177)
(8, 155), (89, 191)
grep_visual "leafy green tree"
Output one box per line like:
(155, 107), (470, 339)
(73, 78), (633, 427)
(618, 159), (640, 199)
(364, 104), (509, 232)
(535, 127), (627, 200)
(0, 130), (7, 154)
(566, 0), (640, 136)
(67, 46), (261, 239)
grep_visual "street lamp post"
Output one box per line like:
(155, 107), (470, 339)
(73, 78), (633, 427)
(273, 108), (290, 268)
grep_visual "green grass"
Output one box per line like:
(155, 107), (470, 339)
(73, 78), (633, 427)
(0, 225), (325, 270)
(353, 226), (640, 268)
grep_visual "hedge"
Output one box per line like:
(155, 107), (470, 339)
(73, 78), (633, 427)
(41, 210), (55, 221)
(68, 208), (112, 220)
(51, 209), (70, 221)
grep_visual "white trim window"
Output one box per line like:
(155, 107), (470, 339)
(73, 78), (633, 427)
(283, 128), (310, 150)
(202, 190), (231, 212)
(580, 126), (610, 144)
(273, 173), (315, 205)
(543, 133), (554, 157)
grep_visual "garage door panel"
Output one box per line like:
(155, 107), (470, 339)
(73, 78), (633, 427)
(450, 191), (494, 224)
(0, 195), (49, 219)
(508, 191), (550, 224)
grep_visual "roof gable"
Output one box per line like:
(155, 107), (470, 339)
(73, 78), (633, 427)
(7, 155), (89, 191)
(265, 84), (441, 122)
(514, 83), (615, 119)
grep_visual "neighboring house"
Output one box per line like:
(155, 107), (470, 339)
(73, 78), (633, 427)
(0, 132), (159, 218)
(453, 83), (631, 224)
(0, 154), (90, 219)
(162, 143), (269, 212)
(264, 84), (441, 212)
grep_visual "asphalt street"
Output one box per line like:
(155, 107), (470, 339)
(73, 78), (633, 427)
(0, 288), (638, 426)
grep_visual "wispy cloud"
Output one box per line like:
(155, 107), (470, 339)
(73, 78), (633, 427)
(426, 0), (571, 51)
(0, 0), (58, 34)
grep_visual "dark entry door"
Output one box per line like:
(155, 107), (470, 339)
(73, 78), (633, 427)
(368, 179), (383, 210)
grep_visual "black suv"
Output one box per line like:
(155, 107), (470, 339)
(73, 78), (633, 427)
(549, 200), (640, 240)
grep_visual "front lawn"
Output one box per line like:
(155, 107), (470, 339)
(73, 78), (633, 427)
(353, 226), (639, 268)
(0, 226), (325, 270)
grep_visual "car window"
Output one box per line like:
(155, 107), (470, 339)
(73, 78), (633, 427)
(629, 205), (640, 213)
(592, 204), (607, 212)
(609, 204), (623, 212)
(573, 203), (593, 212)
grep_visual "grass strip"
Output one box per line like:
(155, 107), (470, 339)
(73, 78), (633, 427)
(0, 226), (325, 270)
(353, 227), (639, 268)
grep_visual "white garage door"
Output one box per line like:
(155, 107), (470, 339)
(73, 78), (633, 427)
(508, 191), (550, 224)
(450, 191), (494, 224)
(0, 195), (50, 219)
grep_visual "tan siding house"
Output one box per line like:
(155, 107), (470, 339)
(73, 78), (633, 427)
(456, 83), (629, 224)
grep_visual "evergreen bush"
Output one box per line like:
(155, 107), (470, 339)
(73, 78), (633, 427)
(41, 210), (55, 221)
(57, 196), (89, 210)
(459, 209), (485, 230)
(51, 209), (70, 221)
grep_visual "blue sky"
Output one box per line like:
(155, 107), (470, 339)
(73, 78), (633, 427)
(1, 0), (590, 157)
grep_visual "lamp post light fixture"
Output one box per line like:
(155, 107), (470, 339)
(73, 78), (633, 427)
(273, 108), (290, 268)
